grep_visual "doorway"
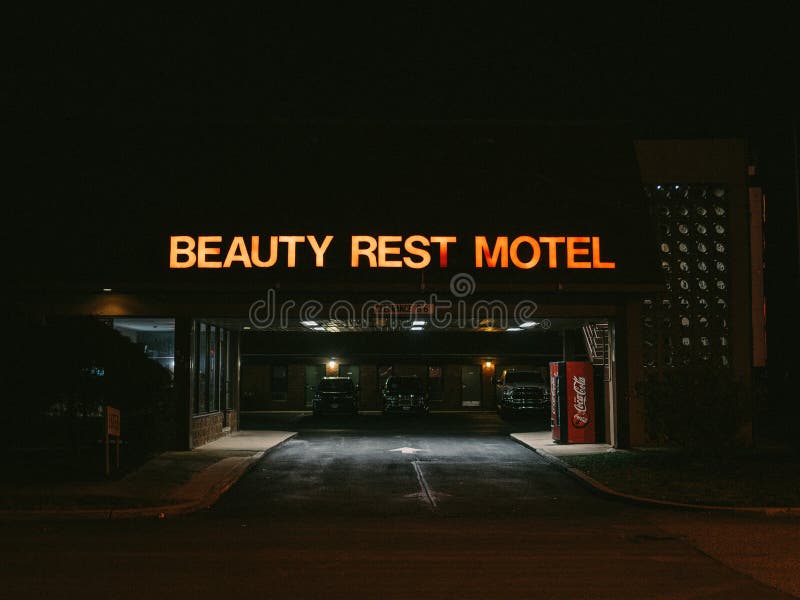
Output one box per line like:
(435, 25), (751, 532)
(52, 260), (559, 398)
(304, 365), (325, 408)
(461, 365), (481, 407)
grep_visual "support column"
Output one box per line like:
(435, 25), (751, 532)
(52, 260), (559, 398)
(605, 321), (618, 447)
(174, 317), (193, 450)
(614, 302), (632, 449)
(232, 330), (241, 432)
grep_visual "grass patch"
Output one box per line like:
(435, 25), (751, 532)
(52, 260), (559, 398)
(560, 447), (800, 507)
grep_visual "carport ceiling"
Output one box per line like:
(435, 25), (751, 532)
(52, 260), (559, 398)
(209, 317), (606, 334)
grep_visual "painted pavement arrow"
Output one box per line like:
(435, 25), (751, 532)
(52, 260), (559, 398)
(389, 447), (427, 454)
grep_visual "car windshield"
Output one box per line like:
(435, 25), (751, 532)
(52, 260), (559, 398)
(386, 377), (423, 393)
(318, 379), (354, 392)
(505, 371), (544, 384)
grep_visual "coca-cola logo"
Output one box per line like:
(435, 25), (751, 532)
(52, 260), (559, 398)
(572, 375), (589, 428)
(572, 412), (589, 428)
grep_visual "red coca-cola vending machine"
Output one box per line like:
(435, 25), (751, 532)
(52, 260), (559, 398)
(549, 361), (596, 444)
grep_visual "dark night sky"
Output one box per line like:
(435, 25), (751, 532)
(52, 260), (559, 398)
(7, 6), (795, 123)
(6, 5), (799, 288)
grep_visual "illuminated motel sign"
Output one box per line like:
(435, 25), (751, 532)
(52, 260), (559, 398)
(169, 235), (616, 270)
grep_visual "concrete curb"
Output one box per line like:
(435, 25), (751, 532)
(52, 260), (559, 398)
(511, 434), (800, 518)
(0, 433), (297, 521)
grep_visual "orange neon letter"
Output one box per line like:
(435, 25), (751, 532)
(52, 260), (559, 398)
(351, 236), (377, 267)
(510, 236), (541, 269)
(170, 236), (196, 268)
(430, 236), (457, 267)
(307, 235), (334, 267)
(403, 235), (432, 269)
(198, 236), (223, 268)
(538, 236), (565, 268)
(592, 237), (616, 269)
(251, 236), (278, 268)
(475, 236), (508, 268)
(223, 236), (253, 268)
(566, 236), (591, 268)
(378, 236), (403, 268)
(279, 236), (305, 267)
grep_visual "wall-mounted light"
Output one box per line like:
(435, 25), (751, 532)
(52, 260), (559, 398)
(242, 326), (251, 330)
(301, 321), (318, 327)
(328, 359), (337, 369)
(519, 321), (539, 328)
(484, 360), (493, 369)
(506, 327), (522, 332)
(102, 288), (113, 293)
(412, 320), (426, 326)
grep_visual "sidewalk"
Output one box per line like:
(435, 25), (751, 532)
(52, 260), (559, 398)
(0, 430), (296, 520)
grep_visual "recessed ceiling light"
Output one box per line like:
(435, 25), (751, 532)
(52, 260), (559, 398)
(102, 288), (112, 293)
(520, 321), (539, 328)
(410, 327), (423, 331)
(243, 326), (251, 330)
(412, 320), (425, 326)
(313, 327), (325, 331)
(506, 327), (522, 332)
(301, 321), (318, 327)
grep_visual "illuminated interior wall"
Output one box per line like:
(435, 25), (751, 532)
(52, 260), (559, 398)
(110, 318), (175, 374)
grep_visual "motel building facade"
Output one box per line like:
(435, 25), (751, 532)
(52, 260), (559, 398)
(18, 122), (765, 450)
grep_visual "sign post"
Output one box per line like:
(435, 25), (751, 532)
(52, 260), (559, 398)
(105, 406), (121, 478)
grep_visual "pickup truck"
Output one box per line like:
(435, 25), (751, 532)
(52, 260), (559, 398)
(495, 369), (550, 416)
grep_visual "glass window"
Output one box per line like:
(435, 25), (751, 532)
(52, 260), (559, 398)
(192, 322), (234, 414)
(223, 331), (232, 411)
(198, 323), (208, 413)
(210, 326), (219, 412)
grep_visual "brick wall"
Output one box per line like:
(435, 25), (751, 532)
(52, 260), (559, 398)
(359, 365), (378, 409)
(225, 410), (238, 433)
(191, 412), (224, 448)
(482, 363), (496, 409)
(393, 364), (427, 377)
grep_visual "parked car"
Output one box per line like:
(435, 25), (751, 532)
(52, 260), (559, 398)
(495, 369), (549, 416)
(382, 375), (429, 415)
(313, 377), (359, 416)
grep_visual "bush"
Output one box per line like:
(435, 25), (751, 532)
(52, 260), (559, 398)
(636, 365), (748, 450)
(9, 315), (176, 462)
